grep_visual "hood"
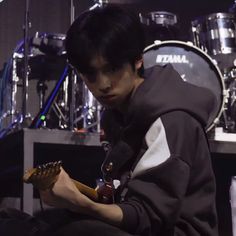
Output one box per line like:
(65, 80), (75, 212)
(126, 64), (217, 132)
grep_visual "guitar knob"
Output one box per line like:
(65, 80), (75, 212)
(105, 162), (113, 172)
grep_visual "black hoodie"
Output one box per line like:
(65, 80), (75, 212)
(101, 64), (218, 236)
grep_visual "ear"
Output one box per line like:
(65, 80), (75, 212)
(135, 57), (143, 70)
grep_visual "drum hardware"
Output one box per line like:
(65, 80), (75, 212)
(0, 38), (102, 135)
(26, 65), (102, 132)
(0, 113), (23, 139)
(73, 105), (102, 131)
(28, 1), (102, 132)
(37, 80), (48, 110)
(140, 11), (180, 46)
(89, 0), (137, 9)
(89, 0), (109, 10)
(22, 0), (31, 124)
(81, 85), (102, 132)
(0, 1), (102, 137)
(143, 40), (226, 132)
(229, 68), (236, 79)
(222, 80), (236, 132)
(139, 13), (150, 26)
(191, 13), (236, 56)
(210, 53), (236, 76)
(64, 77), (102, 132)
(191, 18), (206, 52)
(215, 69), (236, 133)
(139, 11), (178, 27)
(51, 103), (68, 129)
(0, 51), (30, 133)
(29, 66), (69, 129)
(31, 32), (66, 56)
(7, 43), (66, 115)
(148, 11), (178, 26)
(220, 66), (236, 132)
(191, 12), (236, 132)
(0, 37), (68, 133)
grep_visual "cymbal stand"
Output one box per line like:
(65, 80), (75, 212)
(37, 80), (48, 110)
(29, 66), (69, 129)
(67, 0), (77, 130)
(0, 1), (30, 138)
(22, 0), (31, 124)
(89, 0), (109, 10)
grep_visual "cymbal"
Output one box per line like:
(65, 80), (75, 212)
(108, 0), (138, 3)
(94, 0), (140, 4)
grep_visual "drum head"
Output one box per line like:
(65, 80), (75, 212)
(143, 40), (225, 131)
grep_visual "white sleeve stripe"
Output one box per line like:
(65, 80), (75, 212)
(131, 118), (171, 178)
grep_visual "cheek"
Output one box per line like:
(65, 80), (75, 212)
(119, 74), (135, 91)
(114, 70), (131, 86)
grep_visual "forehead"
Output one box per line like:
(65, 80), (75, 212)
(90, 55), (109, 70)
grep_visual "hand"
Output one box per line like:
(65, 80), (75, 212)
(40, 168), (123, 226)
(40, 168), (92, 212)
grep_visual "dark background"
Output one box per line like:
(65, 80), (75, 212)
(0, 0), (234, 69)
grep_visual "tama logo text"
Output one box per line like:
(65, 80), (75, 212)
(156, 55), (189, 63)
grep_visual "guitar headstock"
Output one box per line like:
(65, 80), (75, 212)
(23, 161), (62, 190)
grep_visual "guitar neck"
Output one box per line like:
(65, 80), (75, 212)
(23, 161), (99, 202)
(71, 178), (99, 201)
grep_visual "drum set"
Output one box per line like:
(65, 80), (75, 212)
(142, 9), (236, 133)
(1, 1), (236, 137)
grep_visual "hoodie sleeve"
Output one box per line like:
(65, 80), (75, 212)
(117, 111), (216, 236)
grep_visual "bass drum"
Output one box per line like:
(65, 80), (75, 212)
(143, 40), (226, 132)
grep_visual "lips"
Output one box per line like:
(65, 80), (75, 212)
(99, 94), (117, 102)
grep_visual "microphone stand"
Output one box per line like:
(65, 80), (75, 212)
(67, 0), (76, 130)
(22, 0), (30, 125)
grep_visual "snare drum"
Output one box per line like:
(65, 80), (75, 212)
(143, 40), (226, 132)
(191, 13), (236, 55)
(147, 11), (178, 26)
(140, 11), (179, 44)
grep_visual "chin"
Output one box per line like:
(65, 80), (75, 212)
(102, 101), (120, 109)
(103, 104), (116, 109)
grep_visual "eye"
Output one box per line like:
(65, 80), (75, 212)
(80, 69), (97, 83)
(83, 73), (97, 83)
(103, 65), (122, 74)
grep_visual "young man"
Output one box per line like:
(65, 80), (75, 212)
(39, 4), (218, 236)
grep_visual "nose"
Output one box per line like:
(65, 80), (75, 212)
(98, 74), (112, 93)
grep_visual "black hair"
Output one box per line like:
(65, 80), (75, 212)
(65, 4), (145, 76)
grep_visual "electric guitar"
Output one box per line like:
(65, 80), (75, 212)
(23, 161), (113, 203)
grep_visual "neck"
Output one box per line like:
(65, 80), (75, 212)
(118, 76), (144, 114)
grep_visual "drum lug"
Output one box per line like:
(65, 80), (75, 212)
(224, 89), (230, 98)
(211, 59), (218, 66)
(154, 40), (162, 45)
(186, 41), (193, 46)
(213, 117), (220, 125)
